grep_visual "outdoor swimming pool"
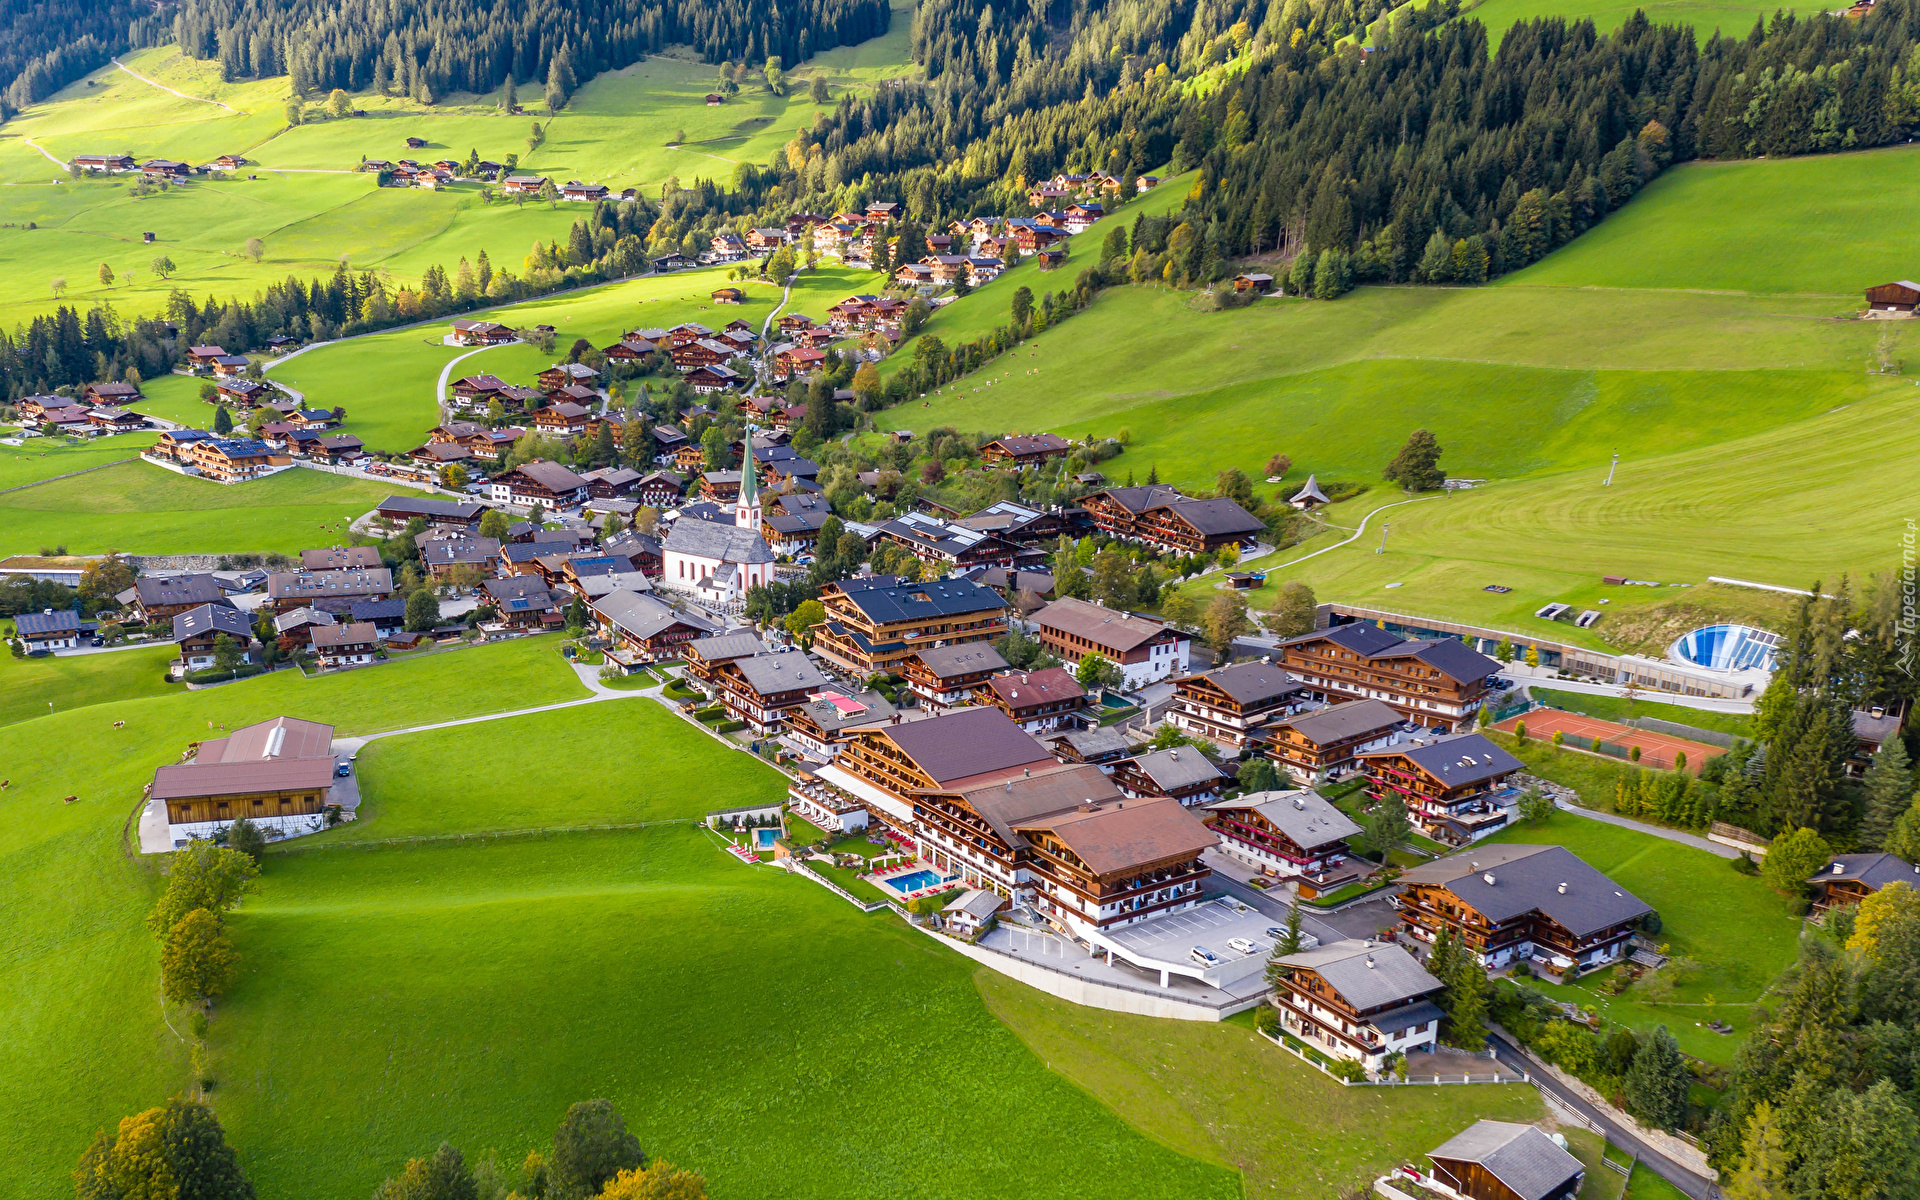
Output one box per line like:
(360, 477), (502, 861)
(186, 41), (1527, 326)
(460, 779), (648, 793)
(756, 828), (778, 848)
(884, 869), (943, 893)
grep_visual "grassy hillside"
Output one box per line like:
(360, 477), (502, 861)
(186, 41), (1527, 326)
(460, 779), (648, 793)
(1506, 144), (1920, 294)
(0, 639), (587, 1200)
(1167, 379), (1916, 649)
(0, 6), (920, 328)
(0, 459), (394, 555)
(979, 970), (1549, 1198)
(217, 829), (1239, 1200)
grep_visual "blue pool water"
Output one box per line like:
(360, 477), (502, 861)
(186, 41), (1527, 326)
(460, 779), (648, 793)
(756, 828), (778, 848)
(885, 869), (942, 893)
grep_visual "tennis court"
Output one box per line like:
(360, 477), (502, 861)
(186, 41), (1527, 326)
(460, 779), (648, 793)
(1494, 709), (1724, 773)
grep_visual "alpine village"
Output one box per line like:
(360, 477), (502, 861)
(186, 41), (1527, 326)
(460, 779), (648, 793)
(3, 0), (1920, 1199)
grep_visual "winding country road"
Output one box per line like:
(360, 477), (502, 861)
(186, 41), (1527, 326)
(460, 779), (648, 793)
(110, 57), (237, 111)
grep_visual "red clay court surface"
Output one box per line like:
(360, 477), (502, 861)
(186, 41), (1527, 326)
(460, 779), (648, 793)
(1494, 710), (1725, 773)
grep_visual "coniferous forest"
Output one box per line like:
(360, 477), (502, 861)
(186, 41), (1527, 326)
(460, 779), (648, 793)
(169, 0), (892, 97)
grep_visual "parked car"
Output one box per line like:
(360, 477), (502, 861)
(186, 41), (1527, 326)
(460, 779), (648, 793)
(1265, 927), (1285, 941)
(1226, 937), (1258, 955)
(89, 637), (104, 646)
(335, 760), (352, 777)
(1188, 945), (1219, 966)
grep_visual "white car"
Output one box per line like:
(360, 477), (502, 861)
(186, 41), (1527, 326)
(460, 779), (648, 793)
(1189, 945), (1219, 966)
(1226, 937), (1258, 955)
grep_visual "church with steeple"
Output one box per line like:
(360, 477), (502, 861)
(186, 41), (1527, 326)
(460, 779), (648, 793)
(660, 441), (777, 606)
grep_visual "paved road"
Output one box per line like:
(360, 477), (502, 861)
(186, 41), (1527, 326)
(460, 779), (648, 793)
(1510, 674), (1756, 716)
(435, 342), (517, 412)
(21, 137), (64, 168)
(1488, 1030), (1720, 1199)
(1556, 800), (1738, 859)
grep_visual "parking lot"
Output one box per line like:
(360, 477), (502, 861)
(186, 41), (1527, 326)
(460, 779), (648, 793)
(1102, 898), (1289, 979)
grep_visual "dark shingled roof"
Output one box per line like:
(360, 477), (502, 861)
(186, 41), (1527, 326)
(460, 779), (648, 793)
(1274, 699), (1405, 746)
(1811, 851), (1919, 890)
(1187, 659), (1301, 705)
(172, 603), (252, 642)
(1360, 733), (1523, 789)
(834, 577), (1007, 625)
(1428, 1122), (1583, 1200)
(912, 641), (1011, 680)
(880, 706), (1055, 788)
(1399, 845), (1652, 937)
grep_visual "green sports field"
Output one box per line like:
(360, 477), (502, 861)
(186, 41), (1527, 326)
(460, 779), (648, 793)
(0, 459), (394, 555)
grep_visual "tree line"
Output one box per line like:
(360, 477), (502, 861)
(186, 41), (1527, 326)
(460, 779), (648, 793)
(170, 0), (889, 100)
(660, 0), (1920, 289)
(0, 0), (171, 116)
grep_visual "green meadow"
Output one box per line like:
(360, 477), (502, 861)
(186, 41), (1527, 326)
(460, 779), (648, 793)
(0, 8), (921, 327)
(0, 639), (586, 1199)
(1458, 0), (1800, 43)
(1506, 143), (1920, 294)
(339, 700), (788, 841)
(0, 641), (176, 727)
(0, 433), (157, 490)
(0, 459), (393, 555)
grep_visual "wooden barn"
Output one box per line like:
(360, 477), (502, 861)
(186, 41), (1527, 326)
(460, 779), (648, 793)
(1865, 280), (1920, 313)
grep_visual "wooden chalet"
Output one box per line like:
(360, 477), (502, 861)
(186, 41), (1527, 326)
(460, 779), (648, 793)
(1030, 596), (1190, 690)
(1080, 484), (1267, 555)
(682, 631), (769, 692)
(450, 319), (515, 346)
(1865, 280), (1920, 314)
(591, 588), (718, 659)
(1357, 732), (1523, 844)
(1112, 747), (1226, 807)
(537, 362), (601, 391)
(812, 575), (1010, 677)
(1276, 623), (1499, 732)
(266, 567), (395, 613)
(1396, 844), (1651, 973)
(83, 381), (142, 405)
(1423, 1122), (1584, 1200)
(713, 648), (830, 734)
(1204, 789), (1363, 885)
(903, 641), (1010, 710)
(1253, 698), (1406, 783)
(119, 574), (227, 622)
(310, 621), (379, 667)
(979, 433), (1071, 470)
(534, 402), (594, 436)
(1268, 939), (1444, 1073)
(1167, 659), (1304, 748)
(782, 686), (898, 760)
(1233, 272), (1275, 293)
(1807, 852), (1920, 913)
(149, 716), (337, 839)
(981, 667), (1088, 732)
(822, 706), (1217, 935)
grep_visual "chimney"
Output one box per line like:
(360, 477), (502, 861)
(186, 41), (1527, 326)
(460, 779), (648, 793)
(1872, 706), (1887, 718)
(1834, 862), (1845, 874)
(1024, 767), (1031, 777)
(1366, 956), (1375, 969)
(1482, 873), (1496, 885)
(1557, 883), (1567, 894)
